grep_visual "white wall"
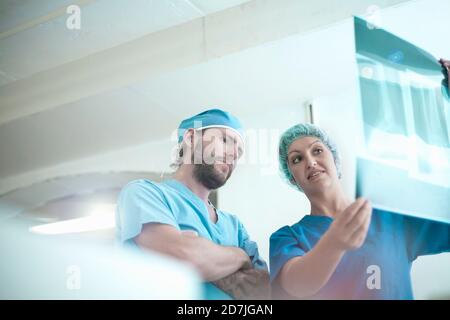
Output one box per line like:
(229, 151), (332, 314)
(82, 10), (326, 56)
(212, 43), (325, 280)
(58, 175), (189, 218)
(219, 106), (311, 263)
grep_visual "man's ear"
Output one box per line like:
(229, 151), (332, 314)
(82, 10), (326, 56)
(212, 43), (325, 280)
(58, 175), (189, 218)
(182, 129), (196, 145)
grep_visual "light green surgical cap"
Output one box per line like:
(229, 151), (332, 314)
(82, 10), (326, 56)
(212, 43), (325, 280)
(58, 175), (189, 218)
(278, 123), (341, 192)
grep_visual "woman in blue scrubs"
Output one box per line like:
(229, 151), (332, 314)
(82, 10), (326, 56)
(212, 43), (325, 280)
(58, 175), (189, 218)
(270, 123), (450, 299)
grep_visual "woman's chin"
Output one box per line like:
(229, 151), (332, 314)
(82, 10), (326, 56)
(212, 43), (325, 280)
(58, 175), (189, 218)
(306, 178), (333, 193)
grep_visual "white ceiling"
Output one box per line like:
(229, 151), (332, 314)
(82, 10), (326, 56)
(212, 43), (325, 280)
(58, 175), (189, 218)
(1, 0), (449, 181)
(0, 0), (251, 84)
(0, 17), (356, 178)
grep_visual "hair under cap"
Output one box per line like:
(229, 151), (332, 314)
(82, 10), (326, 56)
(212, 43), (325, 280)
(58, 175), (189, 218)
(278, 123), (341, 192)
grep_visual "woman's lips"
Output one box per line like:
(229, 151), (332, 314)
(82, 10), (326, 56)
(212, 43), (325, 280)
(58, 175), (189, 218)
(308, 170), (325, 181)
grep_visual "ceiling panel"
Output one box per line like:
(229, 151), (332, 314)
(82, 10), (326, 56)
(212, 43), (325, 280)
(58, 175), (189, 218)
(0, 0), (253, 85)
(0, 0), (203, 83)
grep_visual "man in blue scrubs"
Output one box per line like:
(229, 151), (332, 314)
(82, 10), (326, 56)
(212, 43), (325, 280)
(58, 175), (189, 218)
(116, 109), (268, 299)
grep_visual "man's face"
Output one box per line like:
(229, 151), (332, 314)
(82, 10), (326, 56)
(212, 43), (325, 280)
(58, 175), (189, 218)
(189, 127), (244, 190)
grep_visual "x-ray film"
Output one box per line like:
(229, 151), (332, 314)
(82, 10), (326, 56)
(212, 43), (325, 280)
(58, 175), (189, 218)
(354, 17), (450, 223)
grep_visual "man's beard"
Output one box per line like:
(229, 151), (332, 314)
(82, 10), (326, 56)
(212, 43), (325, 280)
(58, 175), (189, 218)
(193, 163), (232, 190)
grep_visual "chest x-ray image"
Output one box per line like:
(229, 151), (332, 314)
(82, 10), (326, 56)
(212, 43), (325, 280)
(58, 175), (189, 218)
(355, 17), (450, 223)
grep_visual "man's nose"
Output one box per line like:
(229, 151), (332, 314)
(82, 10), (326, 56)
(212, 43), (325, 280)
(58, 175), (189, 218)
(225, 150), (237, 164)
(225, 143), (238, 161)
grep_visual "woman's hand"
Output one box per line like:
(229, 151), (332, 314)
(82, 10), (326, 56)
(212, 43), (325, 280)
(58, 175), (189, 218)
(440, 58), (450, 73)
(440, 58), (450, 90)
(324, 198), (372, 251)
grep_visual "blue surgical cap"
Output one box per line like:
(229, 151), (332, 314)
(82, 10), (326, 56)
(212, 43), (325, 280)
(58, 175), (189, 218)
(177, 109), (244, 144)
(279, 123), (341, 192)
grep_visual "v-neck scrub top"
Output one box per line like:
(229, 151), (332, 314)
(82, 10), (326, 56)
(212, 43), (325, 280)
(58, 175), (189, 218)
(270, 208), (450, 299)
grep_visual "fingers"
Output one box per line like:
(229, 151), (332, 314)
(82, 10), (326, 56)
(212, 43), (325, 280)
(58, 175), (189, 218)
(326, 198), (373, 251)
(234, 270), (270, 299)
(239, 269), (260, 285)
(337, 198), (367, 225)
(439, 58), (450, 68)
(348, 203), (372, 248)
(345, 199), (371, 235)
(439, 58), (450, 77)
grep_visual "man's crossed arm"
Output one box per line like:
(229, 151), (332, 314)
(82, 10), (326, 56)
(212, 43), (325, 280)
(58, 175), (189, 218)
(135, 223), (251, 281)
(135, 223), (270, 299)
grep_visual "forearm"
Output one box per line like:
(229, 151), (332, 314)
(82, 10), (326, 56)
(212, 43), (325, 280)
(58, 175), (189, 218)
(213, 268), (270, 300)
(175, 236), (251, 281)
(280, 234), (345, 298)
(134, 224), (251, 281)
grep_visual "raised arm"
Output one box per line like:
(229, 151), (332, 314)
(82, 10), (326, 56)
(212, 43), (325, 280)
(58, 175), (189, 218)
(135, 223), (251, 281)
(277, 198), (372, 298)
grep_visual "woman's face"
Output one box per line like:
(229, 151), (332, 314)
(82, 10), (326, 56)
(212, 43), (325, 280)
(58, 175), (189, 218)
(287, 136), (339, 194)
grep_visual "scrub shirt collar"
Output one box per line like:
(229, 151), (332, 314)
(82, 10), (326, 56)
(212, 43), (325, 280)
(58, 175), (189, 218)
(164, 179), (214, 212)
(299, 214), (334, 231)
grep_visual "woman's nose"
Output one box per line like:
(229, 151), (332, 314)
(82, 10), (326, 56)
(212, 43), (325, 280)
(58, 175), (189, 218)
(307, 158), (317, 169)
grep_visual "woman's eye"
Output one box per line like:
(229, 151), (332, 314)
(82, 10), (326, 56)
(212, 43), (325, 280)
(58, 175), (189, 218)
(292, 156), (301, 164)
(314, 148), (323, 154)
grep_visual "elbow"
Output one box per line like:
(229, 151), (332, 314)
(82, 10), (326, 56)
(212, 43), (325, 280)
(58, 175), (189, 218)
(280, 270), (322, 299)
(281, 277), (321, 298)
(283, 283), (320, 299)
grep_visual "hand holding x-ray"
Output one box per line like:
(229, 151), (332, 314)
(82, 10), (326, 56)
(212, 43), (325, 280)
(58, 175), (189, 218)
(440, 58), (450, 90)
